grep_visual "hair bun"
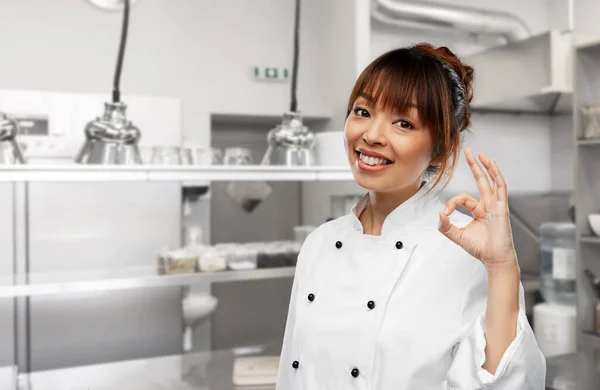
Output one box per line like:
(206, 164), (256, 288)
(413, 43), (474, 132)
(434, 46), (474, 106)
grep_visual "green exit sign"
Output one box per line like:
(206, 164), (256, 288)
(253, 66), (289, 81)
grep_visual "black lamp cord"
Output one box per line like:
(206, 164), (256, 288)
(112, 0), (130, 103)
(290, 0), (300, 113)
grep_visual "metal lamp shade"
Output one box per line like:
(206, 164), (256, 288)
(0, 112), (26, 164)
(75, 102), (142, 165)
(261, 111), (316, 166)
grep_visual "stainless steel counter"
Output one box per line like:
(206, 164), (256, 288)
(545, 349), (600, 390)
(14, 345), (281, 390)
(7, 345), (599, 389)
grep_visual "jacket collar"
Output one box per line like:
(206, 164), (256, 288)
(350, 181), (443, 237)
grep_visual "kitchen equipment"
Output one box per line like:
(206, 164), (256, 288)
(225, 181), (273, 213)
(583, 269), (600, 301)
(0, 112), (26, 164)
(75, 102), (142, 164)
(588, 214), (600, 236)
(533, 302), (577, 358)
(581, 103), (600, 139)
(181, 291), (217, 353)
(224, 147), (253, 166)
(262, 111), (316, 166)
(76, 0), (142, 164)
(151, 146), (182, 165)
(224, 148), (273, 212)
(315, 131), (347, 166)
(540, 222), (576, 305)
(261, 0), (316, 167)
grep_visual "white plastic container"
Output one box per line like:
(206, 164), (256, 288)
(540, 222), (576, 305)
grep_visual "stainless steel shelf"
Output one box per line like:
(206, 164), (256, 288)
(580, 236), (600, 244)
(0, 267), (295, 298)
(577, 138), (600, 146)
(0, 165), (354, 182)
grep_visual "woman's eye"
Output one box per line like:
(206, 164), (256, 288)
(394, 120), (414, 129)
(353, 108), (369, 117)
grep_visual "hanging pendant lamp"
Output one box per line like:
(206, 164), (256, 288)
(261, 0), (316, 166)
(0, 112), (26, 164)
(75, 0), (142, 164)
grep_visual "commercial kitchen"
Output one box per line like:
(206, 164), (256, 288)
(0, 0), (599, 389)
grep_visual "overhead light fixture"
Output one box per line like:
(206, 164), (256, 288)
(87, 0), (140, 11)
(261, 0), (316, 167)
(76, 0), (142, 164)
(0, 112), (26, 164)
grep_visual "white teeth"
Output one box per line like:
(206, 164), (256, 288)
(359, 152), (388, 166)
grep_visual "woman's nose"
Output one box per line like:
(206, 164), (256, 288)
(363, 120), (387, 146)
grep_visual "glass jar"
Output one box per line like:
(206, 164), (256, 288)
(223, 147), (253, 165)
(540, 222), (576, 305)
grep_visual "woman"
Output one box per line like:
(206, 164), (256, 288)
(276, 44), (545, 389)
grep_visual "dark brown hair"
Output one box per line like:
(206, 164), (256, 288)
(346, 43), (474, 193)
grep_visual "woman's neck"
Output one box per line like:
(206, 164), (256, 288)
(359, 182), (425, 236)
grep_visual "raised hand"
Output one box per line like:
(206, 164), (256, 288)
(438, 148), (517, 268)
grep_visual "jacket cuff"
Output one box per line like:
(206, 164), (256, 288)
(473, 308), (527, 386)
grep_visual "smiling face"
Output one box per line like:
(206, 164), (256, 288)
(344, 95), (435, 194)
(342, 45), (471, 196)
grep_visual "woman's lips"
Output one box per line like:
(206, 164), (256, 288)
(355, 151), (393, 173)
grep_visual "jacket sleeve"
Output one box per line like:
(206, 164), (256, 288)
(445, 264), (546, 389)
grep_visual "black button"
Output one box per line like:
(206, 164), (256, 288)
(395, 241), (403, 249)
(351, 368), (360, 378)
(335, 241), (343, 249)
(367, 300), (376, 310)
(308, 293), (315, 302)
(292, 360), (299, 369)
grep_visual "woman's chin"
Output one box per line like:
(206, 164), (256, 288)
(352, 172), (393, 192)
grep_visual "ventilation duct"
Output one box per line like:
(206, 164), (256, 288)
(372, 0), (531, 42)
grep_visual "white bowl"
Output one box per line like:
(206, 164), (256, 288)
(588, 214), (600, 236)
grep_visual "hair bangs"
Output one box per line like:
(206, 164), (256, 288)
(346, 50), (436, 129)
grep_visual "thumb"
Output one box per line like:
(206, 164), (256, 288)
(438, 212), (462, 244)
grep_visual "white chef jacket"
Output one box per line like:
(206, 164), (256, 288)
(277, 184), (546, 389)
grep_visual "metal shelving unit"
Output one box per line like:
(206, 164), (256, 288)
(573, 39), (600, 350)
(0, 266), (296, 298)
(0, 165), (353, 182)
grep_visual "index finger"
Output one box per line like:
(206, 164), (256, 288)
(465, 147), (492, 199)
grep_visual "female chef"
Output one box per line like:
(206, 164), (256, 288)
(276, 43), (546, 389)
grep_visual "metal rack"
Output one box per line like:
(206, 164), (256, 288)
(573, 38), (600, 350)
(0, 165), (353, 182)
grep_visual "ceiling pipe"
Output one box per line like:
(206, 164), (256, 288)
(372, 0), (531, 41)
